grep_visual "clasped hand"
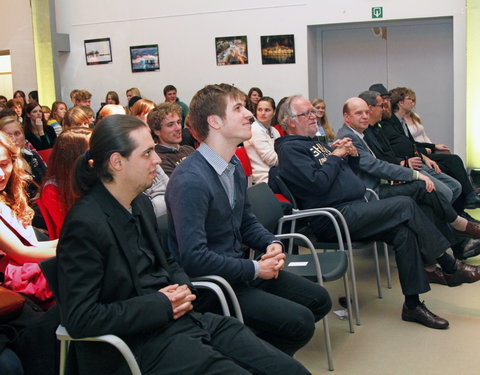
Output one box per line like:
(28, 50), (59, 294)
(258, 243), (285, 280)
(159, 284), (196, 320)
(330, 137), (358, 157)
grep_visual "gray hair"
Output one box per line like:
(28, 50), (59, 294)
(277, 95), (303, 132)
(358, 90), (380, 107)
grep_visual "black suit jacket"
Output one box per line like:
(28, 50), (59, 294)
(57, 183), (193, 374)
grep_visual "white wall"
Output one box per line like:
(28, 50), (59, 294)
(51, 0), (466, 110)
(0, 0), (37, 96)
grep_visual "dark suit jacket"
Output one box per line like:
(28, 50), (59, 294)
(57, 183), (193, 374)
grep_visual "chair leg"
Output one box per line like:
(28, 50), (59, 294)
(59, 340), (67, 375)
(322, 315), (335, 371)
(373, 243), (383, 299)
(383, 242), (392, 289)
(346, 251), (361, 326)
(343, 273), (354, 334)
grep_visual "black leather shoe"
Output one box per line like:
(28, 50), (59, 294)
(464, 194), (480, 209)
(425, 267), (461, 287)
(444, 260), (480, 284)
(425, 267), (448, 285)
(402, 302), (449, 329)
(461, 238), (480, 259)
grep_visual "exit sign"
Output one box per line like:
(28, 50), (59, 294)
(372, 7), (383, 18)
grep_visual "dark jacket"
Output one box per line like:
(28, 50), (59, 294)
(57, 183), (193, 374)
(166, 150), (275, 282)
(274, 135), (365, 231)
(155, 144), (194, 177)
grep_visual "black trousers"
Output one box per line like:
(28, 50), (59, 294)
(74, 312), (311, 375)
(197, 270), (331, 356)
(378, 180), (459, 245)
(316, 196), (450, 296)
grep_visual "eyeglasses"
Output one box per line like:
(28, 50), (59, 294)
(291, 109), (318, 119)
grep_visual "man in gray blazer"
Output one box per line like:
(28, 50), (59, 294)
(336, 93), (480, 261)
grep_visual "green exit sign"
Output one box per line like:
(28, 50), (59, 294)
(372, 7), (383, 18)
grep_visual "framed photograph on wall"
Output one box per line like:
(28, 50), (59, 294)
(84, 38), (112, 65)
(130, 44), (160, 72)
(215, 36), (248, 66)
(260, 34), (295, 64)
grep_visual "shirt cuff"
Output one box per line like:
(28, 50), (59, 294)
(252, 260), (259, 279)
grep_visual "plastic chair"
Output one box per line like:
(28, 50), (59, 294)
(247, 183), (355, 371)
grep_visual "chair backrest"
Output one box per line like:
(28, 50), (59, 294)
(235, 146), (252, 178)
(275, 175), (299, 209)
(37, 148), (53, 165)
(246, 183), (285, 233)
(39, 257), (59, 298)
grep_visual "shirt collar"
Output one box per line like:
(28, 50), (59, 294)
(198, 142), (239, 175)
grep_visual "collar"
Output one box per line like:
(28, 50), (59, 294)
(198, 142), (238, 176)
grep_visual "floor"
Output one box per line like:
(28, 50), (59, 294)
(296, 209), (480, 375)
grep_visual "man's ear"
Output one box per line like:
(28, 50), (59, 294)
(108, 152), (123, 172)
(207, 114), (222, 130)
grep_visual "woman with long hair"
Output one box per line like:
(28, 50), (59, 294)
(23, 102), (57, 151)
(0, 131), (56, 303)
(105, 91), (120, 105)
(0, 116), (46, 199)
(47, 101), (67, 136)
(13, 90), (26, 108)
(244, 96), (280, 184)
(38, 128), (91, 239)
(246, 87), (263, 114)
(311, 98), (335, 142)
(63, 106), (90, 130)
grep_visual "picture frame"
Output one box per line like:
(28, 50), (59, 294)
(130, 44), (160, 72)
(215, 36), (248, 66)
(260, 34), (295, 65)
(84, 38), (112, 65)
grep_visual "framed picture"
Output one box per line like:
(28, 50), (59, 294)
(215, 36), (248, 66)
(260, 34), (295, 64)
(84, 38), (112, 65)
(130, 44), (160, 72)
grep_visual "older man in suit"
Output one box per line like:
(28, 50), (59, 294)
(57, 114), (310, 375)
(336, 92), (480, 262)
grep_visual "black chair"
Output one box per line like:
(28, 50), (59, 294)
(247, 182), (355, 371)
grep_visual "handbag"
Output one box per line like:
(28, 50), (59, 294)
(0, 286), (25, 324)
(0, 214), (54, 307)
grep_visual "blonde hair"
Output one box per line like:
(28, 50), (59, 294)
(311, 98), (335, 141)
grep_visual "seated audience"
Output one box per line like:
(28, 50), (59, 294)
(311, 98), (335, 143)
(98, 104), (126, 120)
(105, 90), (120, 105)
(166, 84), (331, 355)
(244, 96), (280, 184)
(23, 102), (57, 151)
(125, 87), (141, 103)
(273, 95), (480, 329)
(0, 131), (56, 304)
(130, 98), (155, 124)
(28, 90), (38, 104)
(0, 116), (46, 200)
(337, 92), (480, 260)
(6, 99), (23, 124)
(63, 106), (90, 130)
(47, 101), (67, 136)
(72, 89), (92, 107)
(38, 128), (91, 239)
(245, 86), (263, 114)
(0, 95), (7, 106)
(148, 102), (194, 176)
(382, 86), (480, 210)
(163, 85), (189, 125)
(272, 97), (288, 136)
(56, 114), (309, 375)
(13, 90), (26, 109)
